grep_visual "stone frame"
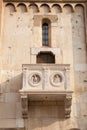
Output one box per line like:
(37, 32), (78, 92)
(28, 72), (42, 87)
(50, 71), (65, 87)
(30, 47), (62, 64)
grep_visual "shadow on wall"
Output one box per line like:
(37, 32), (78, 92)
(0, 73), (81, 129)
(0, 73), (23, 119)
(0, 73), (22, 93)
(68, 129), (80, 130)
(28, 112), (81, 130)
(28, 113), (66, 130)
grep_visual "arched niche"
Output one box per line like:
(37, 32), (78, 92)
(63, 4), (73, 14)
(40, 4), (50, 13)
(37, 52), (55, 63)
(74, 4), (84, 25)
(52, 4), (62, 13)
(5, 3), (16, 13)
(75, 4), (84, 14)
(29, 4), (39, 13)
(17, 3), (27, 13)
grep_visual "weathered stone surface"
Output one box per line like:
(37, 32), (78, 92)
(0, 1), (87, 130)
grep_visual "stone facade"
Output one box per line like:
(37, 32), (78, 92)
(0, 0), (87, 130)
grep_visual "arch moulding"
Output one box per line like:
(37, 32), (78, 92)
(3, 0), (87, 2)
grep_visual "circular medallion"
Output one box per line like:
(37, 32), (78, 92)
(28, 73), (41, 87)
(50, 72), (64, 87)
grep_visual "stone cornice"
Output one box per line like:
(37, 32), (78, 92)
(3, 0), (87, 3)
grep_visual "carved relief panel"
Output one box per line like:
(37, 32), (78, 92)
(22, 64), (70, 91)
(20, 64), (73, 118)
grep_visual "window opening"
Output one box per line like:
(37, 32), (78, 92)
(42, 23), (49, 46)
(37, 52), (55, 63)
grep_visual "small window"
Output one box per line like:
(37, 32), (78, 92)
(42, 23), (49, 46)
(42, 19), (51, 46)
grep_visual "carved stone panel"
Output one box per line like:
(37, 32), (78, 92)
(64, 93), (72, 118)
(20, 64), (73, 118)
(28, 73), (41, 87)
(50, 72), (64, 87)
(21, 64), (71, 91)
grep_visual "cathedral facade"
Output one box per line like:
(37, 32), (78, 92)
(0, 0), (87, 130)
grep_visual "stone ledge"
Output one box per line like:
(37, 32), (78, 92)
(31, 47), (61, 55)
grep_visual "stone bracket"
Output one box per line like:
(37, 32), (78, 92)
(20, 64), (73, 119)
(64, 93), (72, 118)
(20, 92), (73, 119)
(21, 94), (28, 119)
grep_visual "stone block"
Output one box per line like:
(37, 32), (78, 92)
(0, 102), (16, 118)
(4, 92), (20, 103)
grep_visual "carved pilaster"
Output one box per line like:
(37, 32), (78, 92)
(21, 94), (28, 119)
(64, 66), (70, 90)
(64, 93), (72, 118)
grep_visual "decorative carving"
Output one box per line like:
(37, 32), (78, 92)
(19, 64), (73, 119)
(64, 67), (70, 90)
(50, 72), (64, 87)
(21, 94), (28, 118)
(53, 74), (62, 83)
(31, 74), (40, 84)
(64, 94), (72, 118)
(28, 73), (41, 87)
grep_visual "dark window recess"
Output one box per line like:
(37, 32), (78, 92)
(37, 52), (55, 63)
(42, 23), (49, 46)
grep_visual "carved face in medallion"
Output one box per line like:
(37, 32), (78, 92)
(50, 72), (64, 87)
(31, 74), (40, 84)
(53, 74), (62, 83)
(28, 73), (41, 87)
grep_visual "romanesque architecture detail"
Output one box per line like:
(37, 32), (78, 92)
(50, 72), (64, 86)
(28, 73), (41, 86)
(21, 64), (71, 91)
(20, 94), (28, 118)
(20, 64), (73, 118)
(64, 93), (72, 118)
(0, 0), (87, 129)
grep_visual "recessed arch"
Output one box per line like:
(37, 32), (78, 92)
(75, 4), (84, 14)
(63, 4), (73, 14)
(17, 3), (27, 13)
(37, 51), (55, 63)
(42, 18), (51, 24)
(52, 4), (62, 13)
(5, 3), (16, 13)
(40, 4), (50, 13)
(29, 4), (39, 13)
